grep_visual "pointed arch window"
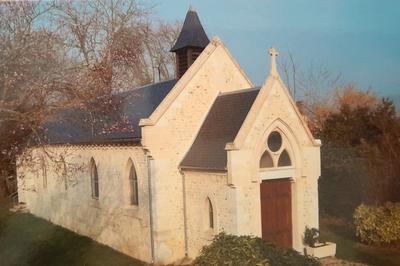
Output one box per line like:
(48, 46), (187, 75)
(90, 158), (99, 199)
(260, 151), (274, 168)
(61, 156), (68, 191)
(207, 198), (214, 229)
(128, 161), (139, 206)
(259, 131), (293, 169)
(40, 156), (47, 189)
(278, 149), (292, 167)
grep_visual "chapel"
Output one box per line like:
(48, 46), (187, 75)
(17, 8), (321, 265)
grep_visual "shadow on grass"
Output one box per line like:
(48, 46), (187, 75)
(320, 219), (400, 266)
(0, 200), (143, 266)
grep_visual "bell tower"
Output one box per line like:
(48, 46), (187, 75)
(170, 8), (210, 78)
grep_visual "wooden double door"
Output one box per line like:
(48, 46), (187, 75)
(260, 178), (292, 248)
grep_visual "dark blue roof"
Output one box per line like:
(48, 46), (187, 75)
(42, 79), (177, 145)
(170, 9), (209, 52)
(180, 87), (261, 171)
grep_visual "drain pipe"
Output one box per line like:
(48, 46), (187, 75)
(146, 153), (155, 264)
(180, 168), (189, 258)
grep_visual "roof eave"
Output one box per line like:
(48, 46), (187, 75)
(170, 44), (208, 53)
(34, 137), (142, 147)
(179, 165), (227, 173)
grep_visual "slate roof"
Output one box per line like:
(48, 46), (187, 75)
(41, 79), (177, 145)
(180, 87), (261, 171)
(170, 9), (210, 52)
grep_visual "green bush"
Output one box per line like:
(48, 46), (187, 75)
(192, 232), (320, 266)
(354, 202), (400, 244)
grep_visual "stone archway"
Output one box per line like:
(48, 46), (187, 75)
(258, 129), (295, 248)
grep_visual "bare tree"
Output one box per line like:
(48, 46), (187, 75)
(0, 0), (180, 197)
(0, 1), (67, 196)
(51, 0), (180, 92)
(140, 20), (181, 83)
(279, 51), (343, 133)
(279, 50), (297, 100)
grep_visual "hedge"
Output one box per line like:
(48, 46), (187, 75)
(193, 233), (320, 266)
(353, 202), (400, 244)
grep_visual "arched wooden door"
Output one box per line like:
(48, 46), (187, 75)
(260, 178), (292, 248)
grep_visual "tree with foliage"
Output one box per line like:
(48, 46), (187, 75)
(359, 99), (400, 204)
(278, 52), (399, 220)
(318, 89), (400, 219)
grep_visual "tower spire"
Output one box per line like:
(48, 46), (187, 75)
(268, 47), (279, 77)
(171, 8), (210, 78)
(170, 8), (209, 52)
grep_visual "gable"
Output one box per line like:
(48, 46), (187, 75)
(140, 37), (253, 128)
(180, 88), (260, 171)
(232, 75), (319, 151)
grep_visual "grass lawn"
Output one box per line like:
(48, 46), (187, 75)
(0, 200), (143, 266)
(3, 198), (400, 266)
(319, 218), (400, 266)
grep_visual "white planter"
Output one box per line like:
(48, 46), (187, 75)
(305, 242), (336, 258)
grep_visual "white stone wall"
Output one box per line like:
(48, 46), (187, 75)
(17, 145), (152, 263)
(141, 40), (252, 264)
(16, 41), (321, 264)
(183, 171), (236, 259)
(16, 40), (254, 265)
(226, 77), (321, 252)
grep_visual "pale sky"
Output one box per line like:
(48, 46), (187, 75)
(154, 0), (400, 96)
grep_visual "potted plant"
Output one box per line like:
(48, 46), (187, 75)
(303, 227), (336, 258)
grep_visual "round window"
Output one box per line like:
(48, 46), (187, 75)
(267, 131), (282, 152)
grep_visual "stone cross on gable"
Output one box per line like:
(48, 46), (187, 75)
(269, 47), (279, 57)
(269, 47), (279, 77)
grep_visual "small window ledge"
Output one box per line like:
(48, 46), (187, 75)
(90, 199), (101, 209)
(202, 228), (215, 241)
(259, 167), (295, 181)
(122, 205), (141, 219)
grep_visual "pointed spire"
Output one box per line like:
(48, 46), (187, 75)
(268, 47), (279, 77)
(170, 8), (210, 52)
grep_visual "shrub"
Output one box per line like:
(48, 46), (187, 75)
(192, 232), (320, 266)
(353, 202), (400, 245)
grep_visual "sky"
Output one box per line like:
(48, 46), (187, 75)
(154, 0), (400, 96)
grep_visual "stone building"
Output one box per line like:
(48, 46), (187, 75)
(17, 9), (321, 265)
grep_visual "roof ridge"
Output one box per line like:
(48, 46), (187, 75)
(132, 78), (176, 90)
(115, 79), (177, 96)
